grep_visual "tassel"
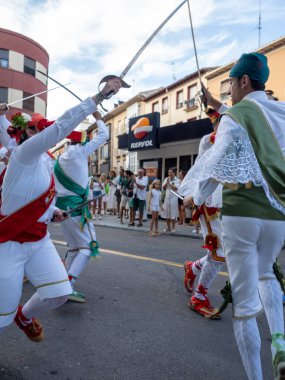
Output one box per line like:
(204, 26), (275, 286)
(89, 240), (100, 258)
(211, 281), (232, 319)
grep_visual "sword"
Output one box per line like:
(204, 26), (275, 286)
(170, 189), (184, 201)
(186, 0), (207, 109)
(7, 83), (71, 107)
(60, 193), (105, 217)
(36, 70), (83, 102)
(100, 0), (187, 99)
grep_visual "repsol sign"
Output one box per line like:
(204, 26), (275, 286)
(130, 140), (153, 149)
(128, 112), (160, 151)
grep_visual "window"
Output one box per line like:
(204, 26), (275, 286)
(0, 49), (8, 68)
(162, 97), (168, 114)
(152, 101), (159, 113)
(24, 56), (36, 76)
(220, 79), (230, 102)
(22, 91), (35, 112)
(124, 117), (128, 133)
(0, 87), (8, 103)
(100, 143), (110, 160)
(118, 120), (122, 134)
(105, 123), (111, 139)
(129, 152), (138, 174)
(176, 90), (183, 108)
(185, 84), (197, 109)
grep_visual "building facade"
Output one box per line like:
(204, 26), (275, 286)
(205, 35), (285, 104)
(0, 28), (49, 118)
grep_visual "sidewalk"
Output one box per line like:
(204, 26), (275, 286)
(92, 213), (203, 239)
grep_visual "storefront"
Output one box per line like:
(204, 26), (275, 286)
(118, 112), (212, 183)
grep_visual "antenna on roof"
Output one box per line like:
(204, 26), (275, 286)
(171, 62), (177, 82)
(258, 0), (262, 48)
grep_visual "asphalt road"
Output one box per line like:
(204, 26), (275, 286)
(1, 224), (283, 380)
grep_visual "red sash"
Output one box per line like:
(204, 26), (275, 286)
(0, 176), (55, 243)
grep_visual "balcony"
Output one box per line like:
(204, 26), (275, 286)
(184, 98), (198, 112)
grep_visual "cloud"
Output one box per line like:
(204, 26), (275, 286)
(0, 0), (284, 118)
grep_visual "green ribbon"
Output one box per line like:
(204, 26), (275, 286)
(273, 261), (285, 294)
(211, 281), (233, 318)
(54, 158), (90, 227)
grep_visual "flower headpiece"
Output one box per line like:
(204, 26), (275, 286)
(7, 113), (32, 142)
(7, 112), (54, 142)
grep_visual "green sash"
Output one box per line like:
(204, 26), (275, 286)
(222, 99), (285, 219)
(54, 159), (91, 223)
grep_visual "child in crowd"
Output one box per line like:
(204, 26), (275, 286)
(148, 179), (163, 236)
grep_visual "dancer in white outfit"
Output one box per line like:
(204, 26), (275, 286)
(55, 111), (109, 303)
(0, 78), (122, 342)
(184, 53), (285, 380)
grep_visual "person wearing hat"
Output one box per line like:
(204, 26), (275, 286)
(54, 111), (108, 303)
(179, 108), (225, 319)
(183, 52), (285, 380)
(0, 78), (122, 342)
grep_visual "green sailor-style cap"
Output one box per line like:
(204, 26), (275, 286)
(229, 52), (270, 84)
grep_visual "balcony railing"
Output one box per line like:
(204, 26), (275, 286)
(184, 98), (198, 112)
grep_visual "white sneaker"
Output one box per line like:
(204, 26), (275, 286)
(98, 215), (102, 220)
(192, 229), (197, 233)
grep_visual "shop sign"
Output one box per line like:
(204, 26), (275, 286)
(128, 112), (160, 151)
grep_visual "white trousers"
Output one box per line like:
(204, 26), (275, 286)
(221, 216), (285, 318)
(61, 216), (97, 256)
(0, 234), (72, 327)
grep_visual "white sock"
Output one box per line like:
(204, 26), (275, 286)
(22, 292), (68, 319)
(258, 279), (285, 358)
(194, 257), (223, 300)
(192, 255), (208, 275)
(68, 251), (90, 280)
(233, 318), (263, 380)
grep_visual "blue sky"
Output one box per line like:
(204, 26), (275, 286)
(0, 0), (284, 118)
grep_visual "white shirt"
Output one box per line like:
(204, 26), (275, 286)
(1, 98), (96, 222)
(136, 176), (148, 200)
(0, 114), (17, 151)
(187, 91), (285, 214)
(55, 119), (108, 197)
(150, 189), (161, 206)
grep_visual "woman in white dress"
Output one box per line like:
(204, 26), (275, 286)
(162, 168), (180, 233)
(107, 170), (117, 215)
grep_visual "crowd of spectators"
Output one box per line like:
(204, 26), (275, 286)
(88, 167), (201, 235)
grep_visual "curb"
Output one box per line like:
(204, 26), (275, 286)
(93, 221), (203, 240)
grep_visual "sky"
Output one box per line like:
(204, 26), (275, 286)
(0, 0), (284, 118)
